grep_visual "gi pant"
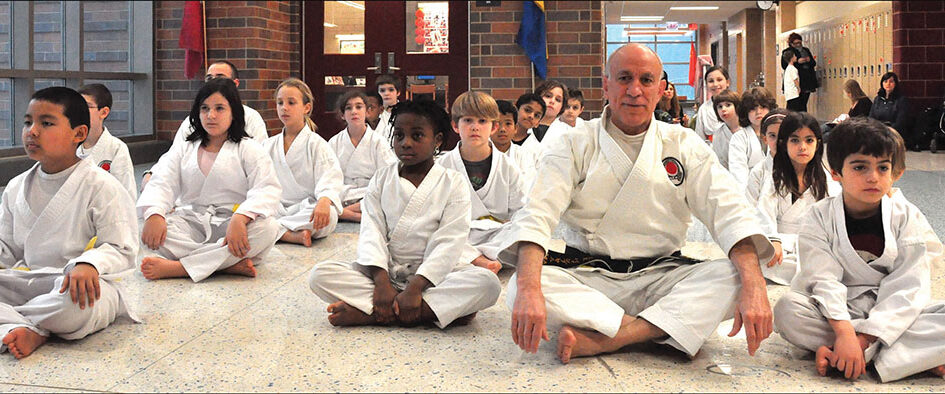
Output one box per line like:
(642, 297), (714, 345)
(156, 212), (281, 282)
(277, 198), (339, 240)
(308, 261), (502, 328)
(0, 270), (123, 351)
(774, 291), (945, 382)
(506, 259), (741, 356)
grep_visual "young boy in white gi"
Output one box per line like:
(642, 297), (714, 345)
(374, 74), (402, 143)
(774, 117), (945, 382)
(0, 87), (139, 359)
(76, 83), (137, 199)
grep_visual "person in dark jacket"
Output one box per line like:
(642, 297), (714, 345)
(869, 72), (911, 146)
(781, 33), (818, 112)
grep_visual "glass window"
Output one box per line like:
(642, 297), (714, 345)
(83, 79), (131, 136)
(606, 24), (627, 43)
(607, 22), (696, 104)
(324, 75), (366, 114)
(405, 75), (448, 109)
(406, 1), (449, 54)
(34, 78), (64, 91)
(33, 1), (64, 71)
(324, 1), (364, 55)
(674, 84), (694, 101)
(82, 1), (130, 72)
(0, 78), (10, 146)
(657, 43), (690, 63)
(0, 2), (10, 69)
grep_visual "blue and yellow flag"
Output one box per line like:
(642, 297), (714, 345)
(516, 1), (547, 79)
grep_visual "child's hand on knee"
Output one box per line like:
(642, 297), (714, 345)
(767, 241), (783, 267)
(393, 288), (423, 325)
(310, 197), (332, 230)
(59, 263), (101, 310)
(142, 214), (168, 250)
(224, 214), (251, 258)
(371, 282), (398, 324)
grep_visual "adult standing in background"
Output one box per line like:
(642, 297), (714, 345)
(781, 33), (818, 112)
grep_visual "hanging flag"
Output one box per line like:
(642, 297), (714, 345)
(688, 41), (697, 87)
(179, 1), (205, 79)
(516, 1), (547, 79)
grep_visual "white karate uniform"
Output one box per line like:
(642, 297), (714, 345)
(137, 138), (283, 282)
(436, 145), (526, 265)
(327, 126), (397, 204)
(693, 100), (722, 141)
(754, 166), (841, 285)
(711, 124), (736, 169)
(263, 125), (345, 239)
(774, 194), (945, 382)
(541, 118), (578, 150)
(76, 127), (137, 199)
(171, 104), (269, 147)
(728, 127), (765, 187)
(308, 163), (502, 328)
(744, 154), (772, 203)
(376, 109), (394, 145)
(503, 143), (538, 192)
(499, 107), (773, 356)
(0, 160), (139, 350)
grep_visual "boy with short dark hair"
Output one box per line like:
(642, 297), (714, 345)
(77, 83), (136, 198)
(774, 117), (945, 382)
(0, 87), (139, 359)
(559, 89), (585, 128)
(364, 90), (384, 131)
(375, 74), (403, 142)
(493, 99), (536, 190)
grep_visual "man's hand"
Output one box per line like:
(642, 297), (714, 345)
(59, 263), (100, 309)
(727, 238), (773, 355)
(767, 241), (783, 267)
(310, 197), (332, 230)
(223, 214), (252, 258)
(141, 214), (167, 250)
(511, 242), (550, 353)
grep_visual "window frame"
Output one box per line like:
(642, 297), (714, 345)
(0, 1), (152, 157)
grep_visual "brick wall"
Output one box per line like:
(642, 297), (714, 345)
(469, 1), (604, 119)
(892, 0), (945, 115)
(154, 1), (300, 141)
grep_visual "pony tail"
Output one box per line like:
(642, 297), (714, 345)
(305, 116), (318, 133)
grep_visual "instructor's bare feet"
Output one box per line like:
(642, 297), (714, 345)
(326, 301), (376, 326)
(471, 255), (501, 274)
(815, 345), (834, 376)
(3, 328), (47, 359)
(931, 365), (945, 377)
(221, 259), (257, 277)
(141, 256), (189, 280)
(280, 230), (312, 247)
(557, 325), (614, 364)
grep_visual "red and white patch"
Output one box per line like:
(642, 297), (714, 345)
(662, 157), (685, 186)
(98, 160), (112, 172)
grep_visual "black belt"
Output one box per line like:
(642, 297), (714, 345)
(544, 246), (702, 274)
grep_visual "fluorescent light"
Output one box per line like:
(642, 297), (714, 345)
(624, 30), (690, 36)
(620, 16), (664, 21)
(339, 1), (364, 11)
(670, 6), (719, 11)
(335, 34), (365, 40)
(324, 22), (337, 28)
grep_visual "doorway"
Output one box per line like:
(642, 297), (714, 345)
(303, 1), (469, 148)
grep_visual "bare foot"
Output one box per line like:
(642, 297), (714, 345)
(221, 259), (257, 277)
(449, 312), (478, 327)
(141, 256), (189, 280)
(340, 208), (361, 222)
(280, 229), (312, 247)
(930, 365), (945, 377)
(815, 345), (834, 376)
(326, 301), (376, 326)
(471, 255), (501, 274)
(557, 325), (614, 364)
(2, 327), (47, 359)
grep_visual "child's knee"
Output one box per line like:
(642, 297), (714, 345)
(772, 292), (808, 335)
(308, 261), (341, 294)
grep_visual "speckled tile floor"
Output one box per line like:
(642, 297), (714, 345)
(0, 156), (942, 392)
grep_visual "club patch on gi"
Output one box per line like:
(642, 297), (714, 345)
(98, 160), (112, 172)
(662, 157), (684, 186)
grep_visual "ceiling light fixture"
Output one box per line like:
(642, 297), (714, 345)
(324, 22), (337, 28)
(335, 34), (365, 40)
(339, 1), (365, 11)
(620, 16), (664, 21)
(669, 6), (720, 11)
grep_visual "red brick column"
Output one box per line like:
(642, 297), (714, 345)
(892, 0), (945, 113)
(154, 1), (301, 140)
(469, 1), (604, 119)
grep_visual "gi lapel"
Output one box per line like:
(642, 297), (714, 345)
(833, 195), (888, 283)
(23, 161), (91, 264)
(388, 164), (445, 245)
(449, 147), (491, 219)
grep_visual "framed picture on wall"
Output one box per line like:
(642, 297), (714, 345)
(339, 40), (364, 54)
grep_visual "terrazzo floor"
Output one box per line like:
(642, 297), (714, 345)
(0, 153), (942, 392)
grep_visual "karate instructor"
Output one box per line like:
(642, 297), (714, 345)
(499, 43), (775, 363)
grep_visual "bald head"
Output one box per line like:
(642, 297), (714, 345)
(605, 43), (663, 78)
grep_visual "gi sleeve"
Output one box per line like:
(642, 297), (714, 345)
(113, 141), (138, 200)
(311, 137), (346, 215)
(728, 131), (752, 187)
(795, 210), (852, 322)
(0, 184), (22, 268)
(236, 140), (283, 219)
(67, 177), (139, 275)
(137, 139), (186, 219)
(355, 167), (392, 272)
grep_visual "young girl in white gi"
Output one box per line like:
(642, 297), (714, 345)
(328, 90), (397, 223)
(76, 84), (137, 199)
(745, 110), (786, 202)
(694, 66), (731, 142)
(493, 100), (537, 190)
(756, 112), (840, 285)
(774, 118), (945, 382)
(534, 80), (567, 143)
(264, 78), (344, 246)
(138, 78), (282, 282)
(308, 100), (501, 328)
(1, 87), (138, 359)
(729, 87), (776, 186)
(437, 92), (526, 274)
(711, 90), (741, 169)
